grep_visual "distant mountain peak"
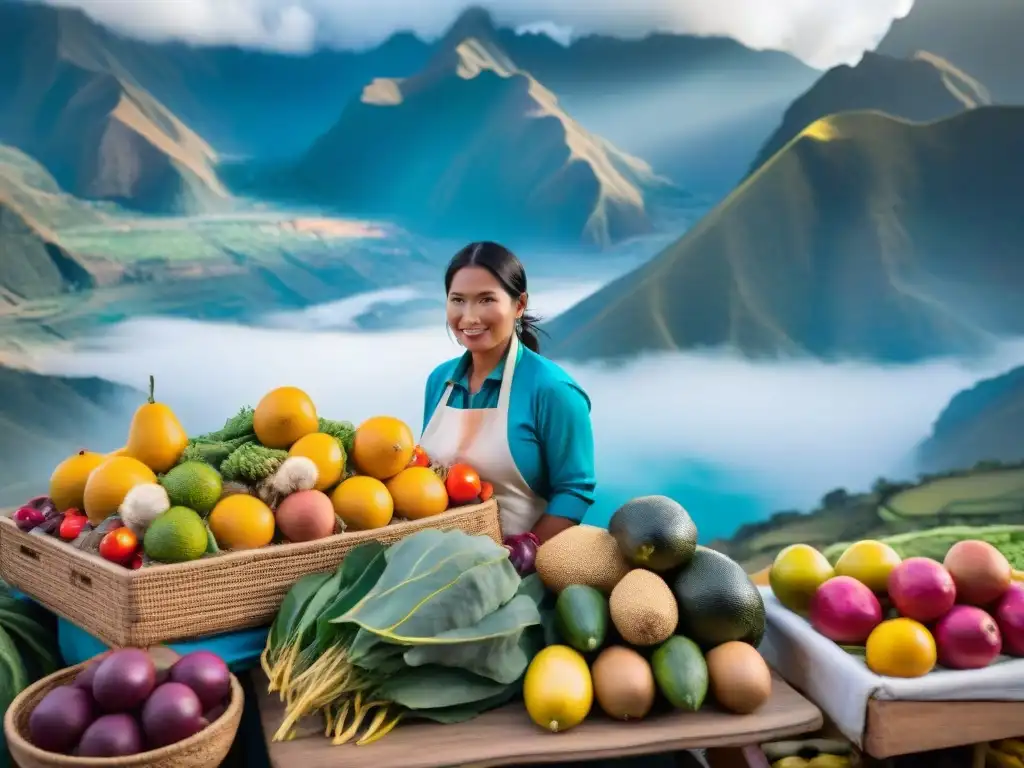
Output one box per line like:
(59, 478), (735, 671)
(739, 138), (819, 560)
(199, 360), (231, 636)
(745, 50), (991, 176)
(360, 34), (517, 105)
(442, 6), (498, 47)
(545, 106), (1024, 362)
(295, 13), (684, 247)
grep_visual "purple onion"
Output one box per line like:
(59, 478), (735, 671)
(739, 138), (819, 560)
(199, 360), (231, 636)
(169, 651), (231, 710)
(12, 506), (46, 532)
(503, 532), (540, 576)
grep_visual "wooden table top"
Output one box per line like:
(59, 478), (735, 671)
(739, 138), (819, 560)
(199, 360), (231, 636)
(253, 670), (823, 768)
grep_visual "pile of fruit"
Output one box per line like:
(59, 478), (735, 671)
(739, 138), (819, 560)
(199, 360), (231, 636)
(770, 538), (1024, 677)
(763, 738), (857, 768)
(259, 494), (771, 748)
(25, 646), (232, 757)
(12, 378), (492, 568)
(523, 495), (772, 732)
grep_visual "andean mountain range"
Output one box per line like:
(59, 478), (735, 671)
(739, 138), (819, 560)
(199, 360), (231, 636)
(2, 0), (1024, 505)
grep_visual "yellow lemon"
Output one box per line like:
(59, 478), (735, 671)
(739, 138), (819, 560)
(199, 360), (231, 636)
(351, 416), (414, 480)
(523, 645), (593, 733)
(330, 476), (394, 531)
(82, 456), (158, 525)
(253, 386), (318, 449)
(208, 494), (275, 550)
(769, 544), (835, 613)
(834, 540), (902, 592)
(865, 618), (936, 678)
(385, 467), (449, 520)
(289, 432), (345, 491)
(50, 450), (106, 512)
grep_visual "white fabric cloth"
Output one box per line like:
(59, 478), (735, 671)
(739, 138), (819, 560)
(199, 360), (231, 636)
(420, 335), (545, 536)
(758, 586), (1024, 746)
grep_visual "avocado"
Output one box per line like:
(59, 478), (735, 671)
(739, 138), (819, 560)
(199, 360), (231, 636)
(651, 635), (708, 712)
(555, 585), (609, 652)
(608, 495), (697, 573)
(672, 546), (766, 650)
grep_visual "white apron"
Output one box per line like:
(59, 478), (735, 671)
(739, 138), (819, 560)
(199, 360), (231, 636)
(420, 334), (546, 536)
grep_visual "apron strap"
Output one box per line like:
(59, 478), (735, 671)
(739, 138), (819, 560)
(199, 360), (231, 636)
(497, 334), (519, 412)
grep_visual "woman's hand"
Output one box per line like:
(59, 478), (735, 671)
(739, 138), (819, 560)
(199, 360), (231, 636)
(530, 514), (577, 544)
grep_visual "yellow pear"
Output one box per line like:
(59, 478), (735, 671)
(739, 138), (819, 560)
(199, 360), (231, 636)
(125, 375), (188, 473)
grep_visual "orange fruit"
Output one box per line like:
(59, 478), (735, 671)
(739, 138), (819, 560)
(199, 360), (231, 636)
(769, 544), (835, 613)
(208, 494), (276, 550)
(834, 540), (902, 592)
(865, 618), (937, 678)
(50, 450), (106, 512)
(386, 467), (449, 520)
(330, 476), (394, 531)
(83, 456), (158, 525)
(289, 432), (345, 491)
(351, 416), (414, 480)
(253, 386), (318, 449)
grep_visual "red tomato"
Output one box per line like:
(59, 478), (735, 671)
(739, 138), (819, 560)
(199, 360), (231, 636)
(479, 481), (494, 502)
(99, 528), (138, 566)
(445, 463), (482, 505)
(64, 507), (83, 517)
(59, 514), (88, 541)
(408, 445), (430, 468)
(130, 553), (144, 570)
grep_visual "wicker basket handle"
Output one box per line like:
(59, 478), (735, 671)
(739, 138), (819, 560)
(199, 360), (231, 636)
(17, 544), (40, 562)
(70, 567), (94, 590)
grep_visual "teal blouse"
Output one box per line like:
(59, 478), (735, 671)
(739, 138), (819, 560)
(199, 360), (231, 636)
(422, 343), (596, 521)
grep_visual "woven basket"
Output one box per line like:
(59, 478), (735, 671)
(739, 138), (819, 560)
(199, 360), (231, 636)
(4, 658), (243, 768)
(0, 499), (501, 647)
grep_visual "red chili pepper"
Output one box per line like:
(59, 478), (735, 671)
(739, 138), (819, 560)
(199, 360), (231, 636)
(59, 514), (89, 541)
(99, 528), (138, 566)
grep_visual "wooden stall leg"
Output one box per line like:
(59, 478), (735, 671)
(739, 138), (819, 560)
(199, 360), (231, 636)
(705, 746), (770, 768)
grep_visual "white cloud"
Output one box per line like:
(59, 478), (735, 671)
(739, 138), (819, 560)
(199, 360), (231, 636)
(35, 0), (916, 68)
(29, 283), (1024, 540)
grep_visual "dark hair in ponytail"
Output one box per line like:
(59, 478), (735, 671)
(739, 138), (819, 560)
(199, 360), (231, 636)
(444, 241), (545, 354)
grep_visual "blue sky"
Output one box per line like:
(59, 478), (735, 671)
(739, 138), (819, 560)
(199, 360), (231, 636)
(29, 0), (915, 69)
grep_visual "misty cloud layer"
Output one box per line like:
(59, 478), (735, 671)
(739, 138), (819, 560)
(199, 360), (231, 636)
(33, 0), (915, 68)
(29, 285), (1024, 539)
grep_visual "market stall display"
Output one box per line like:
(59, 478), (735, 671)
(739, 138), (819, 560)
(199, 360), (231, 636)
(253, 667), (822, 768)
(4, 647), (244, 768)
(760, 537), (1024, 755)
(769, 538), (1023, 676)
(258, 494), (781, 758)
(0, 380), (501, 647)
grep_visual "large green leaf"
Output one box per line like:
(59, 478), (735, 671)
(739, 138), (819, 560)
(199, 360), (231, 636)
(406, 685), (521, 724)
(314, 543), (388, 650)
(337, 530), (521, 646)
(373, 666), (510, 710)
(270, 571), (332, 651)
(292, 563), (347, 648)
(402, 594), (540, 684)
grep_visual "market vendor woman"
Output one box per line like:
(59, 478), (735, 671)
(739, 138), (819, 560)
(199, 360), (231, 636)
(420, 241), (596, 542)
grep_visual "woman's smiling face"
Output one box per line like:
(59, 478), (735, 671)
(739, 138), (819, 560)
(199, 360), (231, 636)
(446, 266), (523, 353)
